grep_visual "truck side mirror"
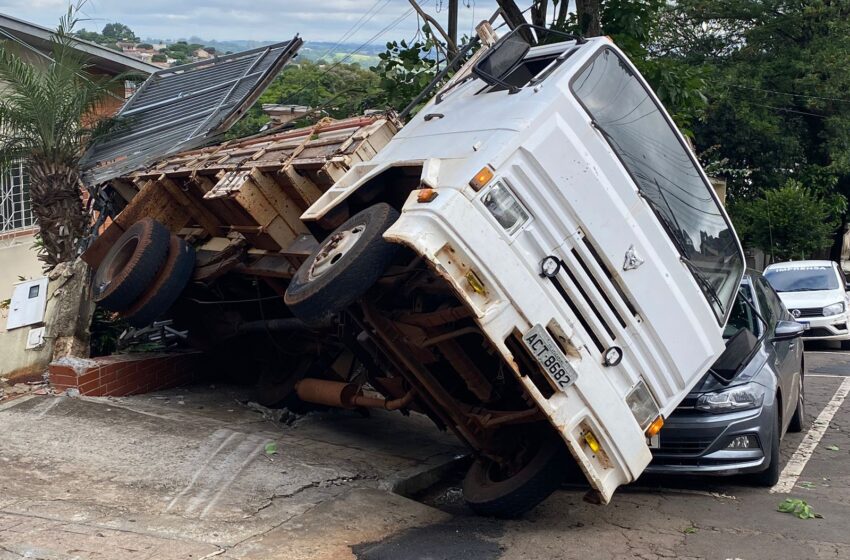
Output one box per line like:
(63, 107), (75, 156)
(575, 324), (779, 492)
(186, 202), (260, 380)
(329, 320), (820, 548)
(772, 320), (806, 341)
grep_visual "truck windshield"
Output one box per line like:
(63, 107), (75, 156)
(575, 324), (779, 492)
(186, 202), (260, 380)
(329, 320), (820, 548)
(571, 48), (743, 324)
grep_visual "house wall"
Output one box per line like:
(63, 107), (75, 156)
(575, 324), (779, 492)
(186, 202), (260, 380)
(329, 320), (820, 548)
(0, 230), (42, 302)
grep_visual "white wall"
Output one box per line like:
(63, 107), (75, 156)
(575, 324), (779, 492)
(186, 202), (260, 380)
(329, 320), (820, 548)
(0, 231), (43, 303)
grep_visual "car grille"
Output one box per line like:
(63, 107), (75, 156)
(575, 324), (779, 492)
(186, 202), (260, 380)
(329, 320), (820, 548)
(806, 327), (835, 337)
(653, 437), (715, 455)
(794, 307), (824, 318)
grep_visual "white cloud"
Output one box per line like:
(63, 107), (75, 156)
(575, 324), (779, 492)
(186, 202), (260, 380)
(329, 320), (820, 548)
(0, 0), (502, 44)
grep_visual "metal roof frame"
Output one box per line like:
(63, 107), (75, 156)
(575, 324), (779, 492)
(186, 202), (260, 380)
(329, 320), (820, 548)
(81, 37), (303, 186)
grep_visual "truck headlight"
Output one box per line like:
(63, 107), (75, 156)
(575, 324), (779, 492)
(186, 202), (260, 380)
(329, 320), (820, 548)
(480, 181), (530, 235)
(823, 302), (845, 316)
(695, 383), (765, 413)
(626, 380), (660, 430)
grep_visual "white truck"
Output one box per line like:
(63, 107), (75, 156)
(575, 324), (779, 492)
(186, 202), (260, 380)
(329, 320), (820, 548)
(283, 26), (745, 516)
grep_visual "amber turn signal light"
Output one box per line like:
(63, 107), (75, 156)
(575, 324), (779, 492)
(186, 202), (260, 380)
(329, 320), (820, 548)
(646, 415), (664, 437)
(417, 188), (439, 203)
(469, 166), (494, 191)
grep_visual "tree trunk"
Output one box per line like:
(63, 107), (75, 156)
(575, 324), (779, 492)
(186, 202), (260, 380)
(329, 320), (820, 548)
(575, 0), (602, 37)
(27, 159), (88, 269)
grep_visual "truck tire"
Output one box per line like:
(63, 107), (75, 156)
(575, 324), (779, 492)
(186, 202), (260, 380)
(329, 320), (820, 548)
(463, 434), (567, 518)
(93, 218), (170, 312)
(285, 203), (399, 325)
(122, 235), (196, 328)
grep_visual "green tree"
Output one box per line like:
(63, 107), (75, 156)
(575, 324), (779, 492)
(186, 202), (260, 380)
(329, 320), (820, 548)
(0, 8), (121, 267)
(151, 53), (167, 63)
(731, 181), (845, 261)
(226, 61), (382, 139)
(101, 22), (138, 43)
(667, 1), (850, 202)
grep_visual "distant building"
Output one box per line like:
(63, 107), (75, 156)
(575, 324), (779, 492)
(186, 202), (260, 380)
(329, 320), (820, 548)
(0, 13), (157, 302)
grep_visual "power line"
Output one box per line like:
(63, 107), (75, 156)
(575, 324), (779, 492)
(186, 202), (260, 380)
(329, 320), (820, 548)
(313, 0), (392, 63)
(280, 1), (431, 107)
(737, 100), (831, 119)
(728, 83), (850, 105)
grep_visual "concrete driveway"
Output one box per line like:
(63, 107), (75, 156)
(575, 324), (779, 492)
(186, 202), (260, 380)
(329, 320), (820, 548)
(0, 386), (461, 560)
(2, 348), (849, 560)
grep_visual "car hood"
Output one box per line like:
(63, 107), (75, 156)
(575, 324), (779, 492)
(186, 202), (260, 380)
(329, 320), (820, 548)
(776, 289), (845, 310)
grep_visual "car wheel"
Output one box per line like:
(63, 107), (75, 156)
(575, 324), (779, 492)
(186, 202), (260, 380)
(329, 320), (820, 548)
(750, 405), (781, 487)
(841, 339), (850, 351)
(463, 432), (567, 518)
(284, 203), (399, 326)
(122, 235), (196, 328)
(788, 373), (806, 433)
(93, 218), (170, 312)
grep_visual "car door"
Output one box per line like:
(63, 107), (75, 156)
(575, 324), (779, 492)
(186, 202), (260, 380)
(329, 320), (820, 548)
(756, 276), (802, 429)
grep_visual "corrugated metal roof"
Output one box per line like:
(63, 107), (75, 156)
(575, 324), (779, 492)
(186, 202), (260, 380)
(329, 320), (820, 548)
(81, 38), (302, 186)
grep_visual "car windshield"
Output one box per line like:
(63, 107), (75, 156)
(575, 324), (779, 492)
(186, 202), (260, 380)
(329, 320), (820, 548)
(723, 285), (759, 339)
(570, 48), (743, 324)
(764, 266), (838, 292)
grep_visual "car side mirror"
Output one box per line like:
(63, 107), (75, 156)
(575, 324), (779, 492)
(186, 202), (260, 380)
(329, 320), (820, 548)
(772, 320), (807, 341)
(845, 281), (850, 291)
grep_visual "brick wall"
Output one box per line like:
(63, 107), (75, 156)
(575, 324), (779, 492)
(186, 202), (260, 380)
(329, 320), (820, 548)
(49, 352), (206, 397)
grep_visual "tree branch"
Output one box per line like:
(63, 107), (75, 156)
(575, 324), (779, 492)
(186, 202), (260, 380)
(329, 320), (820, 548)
(407, 0), (457, 55)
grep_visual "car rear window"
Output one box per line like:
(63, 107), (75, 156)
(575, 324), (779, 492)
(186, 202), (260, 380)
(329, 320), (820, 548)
(764, 266), (838, 292)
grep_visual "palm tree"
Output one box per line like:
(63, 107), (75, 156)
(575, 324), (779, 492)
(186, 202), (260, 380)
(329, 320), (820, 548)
(0, 5), (121, 268)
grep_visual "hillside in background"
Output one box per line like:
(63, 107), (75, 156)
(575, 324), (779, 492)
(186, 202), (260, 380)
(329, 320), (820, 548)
(145, 37), (383, 67)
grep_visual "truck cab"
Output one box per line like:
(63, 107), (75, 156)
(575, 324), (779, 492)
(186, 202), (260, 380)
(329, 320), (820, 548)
(286, 28), (744, 516)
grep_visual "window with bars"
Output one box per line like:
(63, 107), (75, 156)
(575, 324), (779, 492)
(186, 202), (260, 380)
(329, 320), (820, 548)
(0, 160), (35, 233)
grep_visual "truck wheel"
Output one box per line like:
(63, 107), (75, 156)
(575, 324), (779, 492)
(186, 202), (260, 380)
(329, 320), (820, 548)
(285, 203), (399, 325)
(122, 235), (196, 328)
(93, 218), (170, 312)
(463, 433), (567, 518)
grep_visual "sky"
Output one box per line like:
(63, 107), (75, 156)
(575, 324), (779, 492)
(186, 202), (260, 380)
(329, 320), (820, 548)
(0, 0), (503, 44)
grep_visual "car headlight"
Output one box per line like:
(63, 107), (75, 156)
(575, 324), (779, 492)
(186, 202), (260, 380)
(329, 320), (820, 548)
(823, 302), (845, 316)
(695, 382), (765, 413)
(480, 181), (530, 235)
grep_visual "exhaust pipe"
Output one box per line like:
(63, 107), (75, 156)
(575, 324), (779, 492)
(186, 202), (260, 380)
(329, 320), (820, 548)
(295, 379), (415, 410)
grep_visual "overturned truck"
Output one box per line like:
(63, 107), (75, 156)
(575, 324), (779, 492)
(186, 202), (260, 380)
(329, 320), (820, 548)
(83, 26), (744, 517)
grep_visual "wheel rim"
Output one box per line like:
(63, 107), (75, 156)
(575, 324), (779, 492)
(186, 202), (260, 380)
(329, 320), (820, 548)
(307, 225), (365, 281)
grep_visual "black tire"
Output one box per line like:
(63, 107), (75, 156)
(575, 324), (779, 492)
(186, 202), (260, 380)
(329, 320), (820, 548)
(463, 434), (567, 518)
(751, 406), (781, 487)
(285, 203), (399, 325)
(841, 339), (850, 351)
(122, 235), (196, 327)
(788, 368), (806, 433)
(93, 218), (170, 312)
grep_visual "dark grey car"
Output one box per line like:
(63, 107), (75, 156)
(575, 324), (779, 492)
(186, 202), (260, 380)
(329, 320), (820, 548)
(647, 272), (807, 485)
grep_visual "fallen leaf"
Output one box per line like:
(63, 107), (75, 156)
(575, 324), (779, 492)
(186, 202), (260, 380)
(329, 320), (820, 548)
(683, 526), (698, 534)
(825, 445), (840, 451)
(265, 442), (278, 455)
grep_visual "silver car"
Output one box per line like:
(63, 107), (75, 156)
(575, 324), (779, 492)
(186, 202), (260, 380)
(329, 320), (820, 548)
(646, 272), (806, 485)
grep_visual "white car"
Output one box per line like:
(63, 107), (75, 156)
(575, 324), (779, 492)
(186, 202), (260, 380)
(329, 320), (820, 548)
(763, 260), (850, 346)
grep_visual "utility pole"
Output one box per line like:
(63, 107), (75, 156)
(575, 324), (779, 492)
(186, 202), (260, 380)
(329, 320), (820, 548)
(448, 0), (459, 57)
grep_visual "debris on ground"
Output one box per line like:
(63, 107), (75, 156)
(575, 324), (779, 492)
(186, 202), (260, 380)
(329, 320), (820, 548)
(777, 498), (822, 519)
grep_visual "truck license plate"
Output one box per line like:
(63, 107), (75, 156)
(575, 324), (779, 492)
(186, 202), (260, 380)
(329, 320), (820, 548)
(522, 324), (578, 392)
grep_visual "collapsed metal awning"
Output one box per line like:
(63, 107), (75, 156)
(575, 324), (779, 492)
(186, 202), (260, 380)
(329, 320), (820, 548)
(81, 37), (303, 187)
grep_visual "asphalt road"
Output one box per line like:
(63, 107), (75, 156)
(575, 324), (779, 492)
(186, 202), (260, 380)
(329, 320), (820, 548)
(1, 346), (848, 560)
(358, 345), (850, 560)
